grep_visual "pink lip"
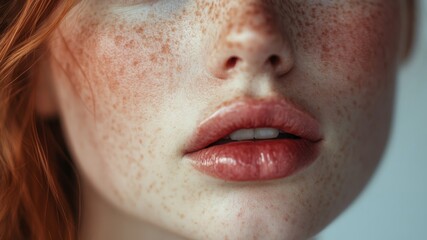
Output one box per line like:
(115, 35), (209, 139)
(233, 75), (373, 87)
(183, 98), (323, 181)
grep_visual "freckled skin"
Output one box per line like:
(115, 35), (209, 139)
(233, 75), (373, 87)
(45, 0), (408, 239)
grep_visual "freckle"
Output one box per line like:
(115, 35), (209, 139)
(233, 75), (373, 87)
(114, 35), (124, 46)
(161, 44), (171, 54)
(155, 127), (162, 134)
(118, 66), (125, 75)
(321, 44), (330, 53)
(283, 214), (289, 222)
(136, 171), (142, 180)
(176, 65), (183, 73)
(125, 40), (137, 49)
(237, 209), (243, 218)
(162, 203), (171, 213)
(149, 53), (158, 63)
(135, 26), (144, 35)
(137, 72), (147, 81)
(132, 59), (140, 66)
(352, 100), (357, 107)
(147, 182), (155, 192)
(108, 77), (119, 92)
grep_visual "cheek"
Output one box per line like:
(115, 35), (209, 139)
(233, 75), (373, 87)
(293, 1), (401, 83)
(49, 8), (190, 205)
(284, 1), (400, 217)
(57, 10), (186, 119)
(289, 1), (401, 136)
(101, 26), (182, 103)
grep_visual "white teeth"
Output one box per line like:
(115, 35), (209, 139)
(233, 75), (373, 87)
(229, 129), (254, 141)
(254, 128), (280, 139)
(229, 128), (280, 141)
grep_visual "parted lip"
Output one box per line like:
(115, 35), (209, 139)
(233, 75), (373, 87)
(183, 98), (323, 154)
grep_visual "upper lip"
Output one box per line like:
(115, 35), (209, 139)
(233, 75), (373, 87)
(184, 97), (323, 154)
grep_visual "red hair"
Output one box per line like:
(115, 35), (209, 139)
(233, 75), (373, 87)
(0, 1), (77, 239)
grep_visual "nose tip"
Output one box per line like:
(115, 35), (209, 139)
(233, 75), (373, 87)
(206, 4), (294, 79)
(222, 32), (293, 77)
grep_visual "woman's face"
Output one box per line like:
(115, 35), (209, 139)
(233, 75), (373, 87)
(44, 0), (409, 239)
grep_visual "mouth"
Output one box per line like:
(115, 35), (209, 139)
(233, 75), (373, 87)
(183, 98), (323, 182)
(207, 129), (300, 147)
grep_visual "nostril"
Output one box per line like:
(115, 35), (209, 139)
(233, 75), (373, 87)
(225, 56), (240, 70)
(267, 55), (281, 68)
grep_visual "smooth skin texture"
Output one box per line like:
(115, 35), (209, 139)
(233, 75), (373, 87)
(36, 0), (413, 239)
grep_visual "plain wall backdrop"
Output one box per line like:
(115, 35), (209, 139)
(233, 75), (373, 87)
(319, 2), (427, 240)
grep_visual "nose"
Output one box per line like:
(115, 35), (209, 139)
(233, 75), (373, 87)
(205, 2), (294, 79)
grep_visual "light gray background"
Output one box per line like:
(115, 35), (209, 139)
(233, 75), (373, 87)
(319, 2), (427, 240)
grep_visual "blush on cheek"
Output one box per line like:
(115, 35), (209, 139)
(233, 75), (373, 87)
(325, 12), (398, 72)
(94, 22), (185, 110)
(56, 19), (168, 118)
(291, 2), (401, 83)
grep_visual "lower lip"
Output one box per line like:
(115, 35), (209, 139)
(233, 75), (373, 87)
(185, 139), (320, 181)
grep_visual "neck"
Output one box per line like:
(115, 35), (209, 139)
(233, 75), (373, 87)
(79, 179), (188, 240)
